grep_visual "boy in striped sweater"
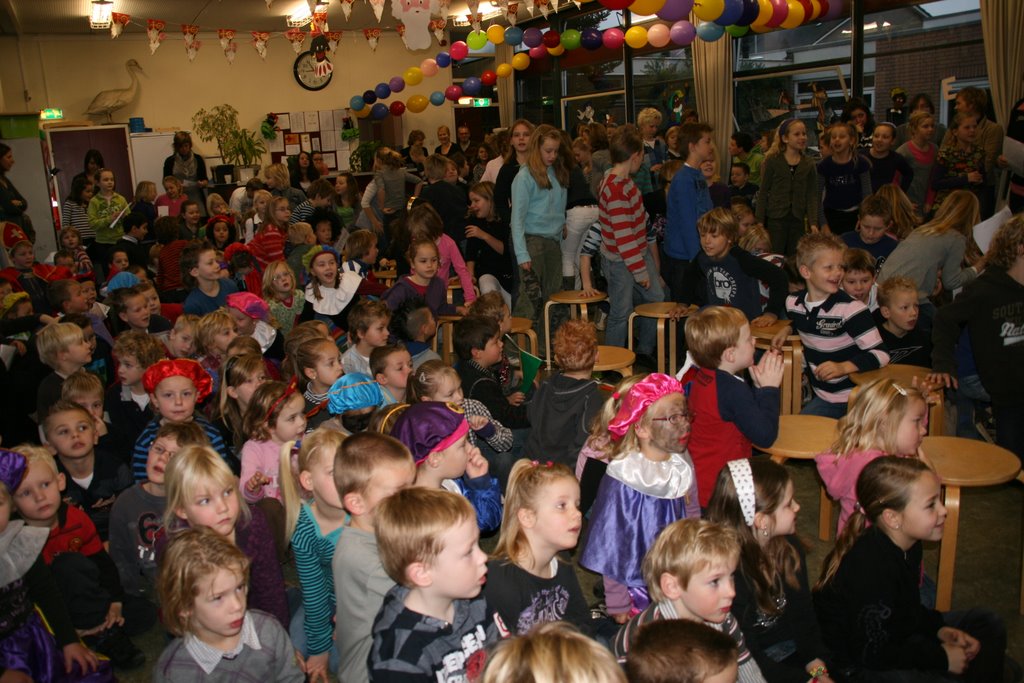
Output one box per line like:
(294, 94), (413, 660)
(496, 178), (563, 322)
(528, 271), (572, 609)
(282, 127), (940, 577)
(599, 127), (665, 354)
(771, 232), (889, 417)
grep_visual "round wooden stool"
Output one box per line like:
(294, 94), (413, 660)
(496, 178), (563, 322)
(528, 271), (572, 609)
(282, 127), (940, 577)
(432, 314), (462, 365)
(508, 316), (539, 358)
(446, 277), (461, 305)
(752, 320), (803, 415)
(373, 269), (397, 288)
(543, 290), (607, 368)
(594, 345), (635, 376)
(627, 303), (695, 375)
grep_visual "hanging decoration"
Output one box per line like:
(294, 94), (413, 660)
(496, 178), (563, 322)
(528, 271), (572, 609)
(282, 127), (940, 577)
(429, 18), (447, 45)
(535, 0), (552, 19)
(326, 30), (343, 53)
(251, 31), (270, 59)
(218, 28), (236, 50)
(185, 39), (201, 62)
(223, 40), (238, 64)
(466, 0), (480, 20)
(341, 0), (356, 20)
(312, 11), (329, 32)
(364, 27), (382, 50)
(391, 0), (436, 51)
(370, 0), (387, 22)
(310, 32), (334, 75)
(181, 24), (199, 47)
(285, 28), (306, 53)
(147, 19), (165, 54)
(469, 12), (484, 30)
(396, 22), (408, 48)
(110, 13), (130, 38)
(506, 3), (520, 25)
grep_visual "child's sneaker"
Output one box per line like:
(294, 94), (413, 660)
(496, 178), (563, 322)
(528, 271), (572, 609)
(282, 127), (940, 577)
(87, 626), (146, 670)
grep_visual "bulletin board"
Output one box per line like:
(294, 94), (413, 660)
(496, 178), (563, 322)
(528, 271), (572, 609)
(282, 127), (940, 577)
(268, 109), (357, 172)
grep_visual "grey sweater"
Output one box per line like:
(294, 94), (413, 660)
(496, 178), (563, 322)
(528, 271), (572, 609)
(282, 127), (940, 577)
(877, 228), (977, 302)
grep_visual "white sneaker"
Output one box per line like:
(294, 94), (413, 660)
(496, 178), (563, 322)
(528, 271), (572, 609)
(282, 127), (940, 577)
(594, 310), (607, 331)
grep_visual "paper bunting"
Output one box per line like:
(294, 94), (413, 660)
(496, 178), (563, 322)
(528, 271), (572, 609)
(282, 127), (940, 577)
(285, 28), (307, 53)
(147, 19), (166, 54)
(436, 0), (452, 12)
(185, 40), (201, 62)
(466, 0), (480, 17)
(341, 0), (355, 21)
(470, 12), (483, 30)
(218, 28), (236, 50)
(224, 41), (238, 64)
(326, 30), (342, 53)
(363, 27), (382, 50)
(110, 13), (129, 38)
(312, 11), (329, 32)
(251, 31), (270, 59)
(506, 2), (519, 24)
(396, 22), (408, 49)
(535, 0), (550, 18)
(182, 24), (199, 47)
(430, 18), (447, 45)
(369, 0), (386, 22)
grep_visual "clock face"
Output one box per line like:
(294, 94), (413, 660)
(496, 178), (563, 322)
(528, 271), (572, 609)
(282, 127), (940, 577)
(293, 50), (332, 91)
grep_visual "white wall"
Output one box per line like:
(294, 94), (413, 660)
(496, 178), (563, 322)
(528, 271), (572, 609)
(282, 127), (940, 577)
(0, 31), (456, 163)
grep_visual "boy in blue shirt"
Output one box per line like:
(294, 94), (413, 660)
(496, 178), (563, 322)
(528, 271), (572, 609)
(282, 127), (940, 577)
(666, 122), (715, 302)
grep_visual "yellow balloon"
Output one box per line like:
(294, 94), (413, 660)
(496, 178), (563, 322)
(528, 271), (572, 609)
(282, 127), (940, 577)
(753, 0), (772, 26)
(624, 25), (648, 49)
(629, 0), (666, 15)
(407, 94), (429, 113)
(692, 0), (724, 21)
(496, 62), (513, 77)
(354, 105), (371, 118)
(547, 44), (565, 55)
(511, 52), (531, 71)
(486, 24), (505, 44)
(807, 0), (822, 20)
(404, 66), (423, 86)
(781, 0), (804, 27)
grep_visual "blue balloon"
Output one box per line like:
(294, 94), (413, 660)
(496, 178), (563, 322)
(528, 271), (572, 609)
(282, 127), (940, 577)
(436, 52), (451, 67)
(505, 26), (523, 45)
(696, 21), (725, 41)
(349, 95), (365, 111)
(580, 27), (603, 50)
(429, 91), (446, 106)
(371, 103), (389, 120)
(374, 82), (391, 100)
(362, 89), (377, 105)
(462, 76), (482, 96)
(714, 0), (744, 26)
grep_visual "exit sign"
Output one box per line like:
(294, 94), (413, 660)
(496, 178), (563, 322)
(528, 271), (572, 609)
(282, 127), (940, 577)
(39, 108), (64, 120)
(471, 98), (491, 107)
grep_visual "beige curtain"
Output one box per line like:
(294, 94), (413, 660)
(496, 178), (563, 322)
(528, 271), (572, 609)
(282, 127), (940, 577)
(979, 0), (1024, 131)
(690, 19), (734, 179)
(496, 43), (516, 129)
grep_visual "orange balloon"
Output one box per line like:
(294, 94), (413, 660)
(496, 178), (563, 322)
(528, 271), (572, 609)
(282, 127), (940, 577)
(354, 105), (371, 118)
(753, 0), (773, 26)
(496, 63), (513, 77)
(807, 0), (822, 20)
(511, 52), (531, 70)
(781, 0), (804, 27)
(547, 44), (565, 55)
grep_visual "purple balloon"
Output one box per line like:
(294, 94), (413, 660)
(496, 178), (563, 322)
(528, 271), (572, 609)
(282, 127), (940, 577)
(669, 20), (696, 46)
(389, 76), (406, 93)
(656, 0), (694, 22)
(363, 89), (378, 105)
(436, 51), (451, 67)
(374, 83), (391, 100)
(714, 0), (744, 26)
(580, 27), (603, 50)
(523, 27), (543, 48)
(737, 0), (760, 26)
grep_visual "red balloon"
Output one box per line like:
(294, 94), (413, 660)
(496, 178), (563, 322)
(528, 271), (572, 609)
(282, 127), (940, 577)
(603, 27), (625, 49)
(796, 0), (813, 20)
(445, 85), (463, 101)
(389, 101), (406, 116)
(766, 0), (787, 26)
(480, 70), (497, 86)
(542, 30), (561, 48)
(528, 45), (548, 60)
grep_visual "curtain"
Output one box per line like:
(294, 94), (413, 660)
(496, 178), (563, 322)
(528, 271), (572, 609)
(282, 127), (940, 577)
(690, 21), (734, 179)
(495, 43), (516, 128)
(979, 0), (1024, 132)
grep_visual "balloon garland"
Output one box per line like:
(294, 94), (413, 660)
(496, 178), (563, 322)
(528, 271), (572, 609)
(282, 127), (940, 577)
(348, 0), (845, 119)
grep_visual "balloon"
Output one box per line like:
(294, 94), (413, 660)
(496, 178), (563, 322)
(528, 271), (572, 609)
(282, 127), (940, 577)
(496, 62), (513, 77)
(481, 69), (497, 86)
(462, 76), (482, 96)
(467, 31), (488, 50)
(547, 44), (565, 56)
(505, 26), (524, 45)
(374, 82), (391, 100)
(561, 29), (581, 50)
(696, 21), (725, 40)
(449, 41), (469, 60)
(542, 30), (561, 48)
(421, 59), (439, 76)
(780, 0), (804, 27)
(670, 20), (696, 45)
(599, 0), (632, 9)
(389, 76), (405, 93)
(429, 91), (446, 106)
(629, 0), (666, 15)
(602, 27), (625, 49)
(370, 103), (388, 120)
(692, 0), (724, 21)
(580, 27), (603, 49)
(752, 0), (773, 25)
(528, 45), (548, 60)
(714, 0), (744, 25)
(354, 105), (371, 118)
(624, 26), (648, 49)
(349, 95), (365, 111)
(725, 24), (749, 36)
(766, 0), (788, 27)
(806, 0), (822, 20)
(737, 0), (760, 24)
(389, 101), (406, 116)
(407, 95), (429, 113)
(822, 0), (844, 20)
(511, 52), (531, 70)
(436, 51), (452, 67)
(487, 25), (505, 44)
(404, 67), (423, 86)
(656, 0), (694, 21)
(523, 27), (543, 47)
(444, 85), (463, 101)
(647, 23), (671, 47)
(363, 89), (378, 105)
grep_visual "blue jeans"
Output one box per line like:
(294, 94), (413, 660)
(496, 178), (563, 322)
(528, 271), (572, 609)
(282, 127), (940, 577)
(954, 374), (990, 439)
(801, 395), (848, 418)
(602, 246), (665, 353)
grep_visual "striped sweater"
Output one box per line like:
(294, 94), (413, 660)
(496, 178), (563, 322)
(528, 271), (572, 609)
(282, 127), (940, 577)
(787, 290), (889, 403)
(292, 503), (345, 656)
(599, 174), (650, 282)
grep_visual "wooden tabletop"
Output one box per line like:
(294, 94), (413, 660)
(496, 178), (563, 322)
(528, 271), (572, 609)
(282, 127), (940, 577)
(632, 302), (696, 319)
(549, 290), (607, 304)
(594, 345), (635, 372)
(751, 319), (799, 342)
(509, 317), (534, 334)
(373, 269), (396, 279)
(922, 436), (1021, 487)
(852, 364), (932, 387)
(762, 415), (837, 461)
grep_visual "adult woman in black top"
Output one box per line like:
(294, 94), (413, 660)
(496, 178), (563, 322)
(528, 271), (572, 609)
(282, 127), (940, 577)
(0, 144), (29, 237)
(162, 131), (208, 214)
(434, 125), (456, 157)
(289, 150), (320, 192)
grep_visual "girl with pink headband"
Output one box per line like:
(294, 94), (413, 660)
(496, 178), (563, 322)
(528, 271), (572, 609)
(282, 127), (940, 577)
(579, 373), (700, 622)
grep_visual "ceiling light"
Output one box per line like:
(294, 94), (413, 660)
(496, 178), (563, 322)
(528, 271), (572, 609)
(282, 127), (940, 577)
(288, 3), (313, 27)
(90, 0), (113, 29)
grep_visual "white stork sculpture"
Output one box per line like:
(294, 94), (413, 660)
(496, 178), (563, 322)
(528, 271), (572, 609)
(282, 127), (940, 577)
(85, 59), (145, 123)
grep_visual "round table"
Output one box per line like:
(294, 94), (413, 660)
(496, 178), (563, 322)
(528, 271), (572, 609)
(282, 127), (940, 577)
(593, 345), (635, 376)
(852, 364), (944, 435)
(543, 290), (607, 368)
(921, 436), (1021, 612)
(627, 303), (695, 376)
(752, 320), (804, 415)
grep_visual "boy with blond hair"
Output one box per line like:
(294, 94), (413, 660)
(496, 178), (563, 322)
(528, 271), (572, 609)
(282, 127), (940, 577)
(875, 275), (930, 367)
(343, 299), (392, 376)
(370, 487), (506, 683)
(35, 321), (93, 421)
(614, 519), (763, 683)
(333, 432), (417, 683)
(683, 306), (783, 508)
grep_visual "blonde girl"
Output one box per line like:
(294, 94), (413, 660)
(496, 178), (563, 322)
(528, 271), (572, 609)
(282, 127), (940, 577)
(896, 111), (939, 215)
(466, 181), (514, 306)
(815, 377), (930, 534)
(931, 111), (985, 212)
(87, 167), (129, 252)
(482, 622), (625, 683)
(131, 180), (158, 228)
(874, 183), (920, 240)
(262, 260), (305, 335)
(163, 444), (289, 626)
(239, 381), (307, 504)
(877, 189), (981, 332)
(296, 335), (345, 430)
(155, 175), (185, 217)
(818, 121), (872, 235)
(484, 460), (590, 634)
(244, 189), (273, 243)
(707, 459), (834, 683)
(206, 192), (234, 224)
(815, 457), (1005, 681)
(739, 224), (772, 256)
(215, 352), (269, 449)
(754, 119), (819, 256)
(195, 308), (239, 392)
(575, 373), (643, 483)
(250, 196), (288, 269)
(278, 430), (347, 680)
(302, 245), (363, 336)
(55, 225), (93, 277)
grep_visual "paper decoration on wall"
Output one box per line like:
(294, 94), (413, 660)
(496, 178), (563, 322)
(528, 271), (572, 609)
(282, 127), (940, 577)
(535, 0), (551, 18)
(396, 22), (408, 48)
(182, 24), (199, 47)
(185, 39), (201, 62)
(147, 19), (165, 54)
(506, 2), (519, 24)
(312, 11), (329, 32)
(285, 28), (306, 53)
(470, 13), (483, 30)
(310, 33), (333, 76)
(466, 0), (480, 18)
(392, 0), (435, 51)
(436, 0), (452, 11)
(224, 41), (238, 63)
(251, 31), (270, 59)
(111, 13), (130, 38)
(370, 0), (386, 22)
(326, 30), (342, 53)
(341, 0), (356, 20)
(430, 18), (447, 45)
(218, 28), (236, 49)
(364, 27), (382, 50)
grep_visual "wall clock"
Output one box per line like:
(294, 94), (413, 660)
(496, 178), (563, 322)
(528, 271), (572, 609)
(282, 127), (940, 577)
(293, 50), (332, 91)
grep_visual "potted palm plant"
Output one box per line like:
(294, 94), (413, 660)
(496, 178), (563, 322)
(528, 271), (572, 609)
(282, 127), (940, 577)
(192, 104), (266, 183)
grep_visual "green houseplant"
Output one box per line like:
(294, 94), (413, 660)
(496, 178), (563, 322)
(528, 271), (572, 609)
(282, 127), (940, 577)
(192, 104), (266, 181)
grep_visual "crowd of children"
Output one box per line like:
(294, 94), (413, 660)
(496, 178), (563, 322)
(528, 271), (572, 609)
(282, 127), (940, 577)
(0, 94), (1021, 683)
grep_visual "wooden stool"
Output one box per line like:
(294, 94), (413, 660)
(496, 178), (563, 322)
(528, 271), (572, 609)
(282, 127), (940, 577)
(752, 320), (803, 415)
(627, 303), (694, 375)
(543, 290), (607, 368)
(446, 277), (461, 305)
(373, 269), (397, 288)
(508, 316), (539, 358)
(594, 345), (635, 376)
(432, 315), (461, 365)
(852, 365), (944, 435)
